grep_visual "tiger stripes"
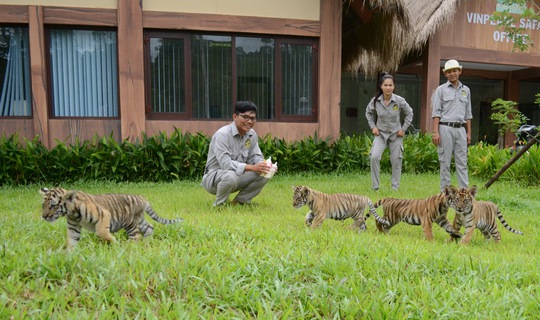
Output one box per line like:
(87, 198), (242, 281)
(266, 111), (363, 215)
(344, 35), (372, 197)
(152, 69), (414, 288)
(373, 188), (462, 241)
(446, 185), (523, 244)
(40, 187), (183, 249)
(292, 185), (390, 231)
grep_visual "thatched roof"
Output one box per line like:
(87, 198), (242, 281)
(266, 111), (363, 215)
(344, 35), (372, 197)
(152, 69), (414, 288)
(405, 0), (463, 48)
(342, 0), (462, 76)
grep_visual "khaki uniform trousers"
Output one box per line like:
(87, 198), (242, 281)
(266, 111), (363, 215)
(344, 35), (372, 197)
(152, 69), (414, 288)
(369, 132), (403, 190)
(202, 170), (269, 206)
(437, 125), (469, 191)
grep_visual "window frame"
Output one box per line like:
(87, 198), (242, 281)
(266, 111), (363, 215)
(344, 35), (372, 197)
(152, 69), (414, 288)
(0, 24), (32, 119)
(275, 37), (319, 123)
(143, 30), (191, 120)
(143, 30), (318, 122)
(45, 26), (120, 119)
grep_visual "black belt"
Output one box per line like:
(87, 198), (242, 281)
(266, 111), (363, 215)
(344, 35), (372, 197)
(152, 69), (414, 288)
(440, 122), (464, 128)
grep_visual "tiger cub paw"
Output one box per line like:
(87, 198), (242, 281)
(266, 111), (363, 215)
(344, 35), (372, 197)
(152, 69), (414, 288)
(305, 211), (314, 227)
(450, 232), (462, 239)
(358, 222), (367, 233)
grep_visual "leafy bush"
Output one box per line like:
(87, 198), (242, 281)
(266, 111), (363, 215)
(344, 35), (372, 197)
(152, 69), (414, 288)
(402, 132), (439, 173)
(1, 131), (539, 186)
(468, 142), (512, 179)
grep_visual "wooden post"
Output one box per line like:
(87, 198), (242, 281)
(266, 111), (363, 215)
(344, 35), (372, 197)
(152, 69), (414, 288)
(28, 6), (49, 147)
(421, 32), (441, 134)
(318, 0), (341, 140)
(117, 0), (145, 142)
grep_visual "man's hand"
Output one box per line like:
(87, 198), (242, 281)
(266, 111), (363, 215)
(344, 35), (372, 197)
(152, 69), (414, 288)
(248, 161), (271, 175)
(432, 133), (440, 146)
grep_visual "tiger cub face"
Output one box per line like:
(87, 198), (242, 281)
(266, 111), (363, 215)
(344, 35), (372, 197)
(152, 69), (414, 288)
(292, 186), (309, 209)
(447, 185), (477, 215)
(40, 187), (68, 222)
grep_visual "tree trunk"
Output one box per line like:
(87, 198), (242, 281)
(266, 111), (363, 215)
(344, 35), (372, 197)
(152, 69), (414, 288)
(496, 132), (505, 149)
(484, 132), (540, 189)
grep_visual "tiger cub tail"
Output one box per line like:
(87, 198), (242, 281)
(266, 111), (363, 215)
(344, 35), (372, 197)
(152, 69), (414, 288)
(496, 209), (523, 235)
(144, 203), (184, 225)
(366, 199), (390, 226)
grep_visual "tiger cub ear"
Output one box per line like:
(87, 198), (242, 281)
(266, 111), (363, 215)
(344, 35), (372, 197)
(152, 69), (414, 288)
(443, 185), (457, 196)
(64, 190), (78, 202)
(469, 185), (478, 197)
(39, 187), (50, 196)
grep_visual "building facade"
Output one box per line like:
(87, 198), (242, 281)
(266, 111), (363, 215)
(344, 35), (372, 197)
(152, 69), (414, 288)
(0, 0), (539, 147)
(0, 0), (341, 147)
(343, 0), (540, 146)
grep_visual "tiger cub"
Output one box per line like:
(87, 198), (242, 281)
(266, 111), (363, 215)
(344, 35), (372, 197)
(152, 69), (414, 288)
(40, 187), (183, 249)
(373, 187), (462, 241)
(446, 185), (523, 244)
(292, 186), (390, 231)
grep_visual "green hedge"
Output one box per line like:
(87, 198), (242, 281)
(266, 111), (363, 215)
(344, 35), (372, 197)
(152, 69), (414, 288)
(1, 130), (539, 186)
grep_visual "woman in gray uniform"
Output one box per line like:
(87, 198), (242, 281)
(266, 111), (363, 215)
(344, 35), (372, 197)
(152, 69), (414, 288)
(365, 74), (413, 191)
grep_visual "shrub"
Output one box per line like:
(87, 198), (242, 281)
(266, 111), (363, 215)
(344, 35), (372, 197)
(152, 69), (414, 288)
(1, 131), (539, 186)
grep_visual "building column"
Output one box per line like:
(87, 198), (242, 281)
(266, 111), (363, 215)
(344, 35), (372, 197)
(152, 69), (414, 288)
(28, 6), (49, 147)
(421, 31), (441, 134)
(117, 0), (145, 141)
(318, 0), (342, 139)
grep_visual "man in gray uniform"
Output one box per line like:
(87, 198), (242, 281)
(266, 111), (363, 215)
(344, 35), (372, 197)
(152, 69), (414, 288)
(431, 59), (473, 192)
(202, 101), (271, 207)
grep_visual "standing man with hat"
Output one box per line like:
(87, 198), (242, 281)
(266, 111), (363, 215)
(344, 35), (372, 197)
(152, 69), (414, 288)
(431, 59), (472, 192)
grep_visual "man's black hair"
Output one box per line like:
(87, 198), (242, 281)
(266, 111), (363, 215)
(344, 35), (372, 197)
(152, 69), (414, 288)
(235, 100), (258, 114)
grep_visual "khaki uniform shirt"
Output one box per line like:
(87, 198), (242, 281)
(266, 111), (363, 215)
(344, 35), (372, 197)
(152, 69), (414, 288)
(431, 80), (472, 122)
(366, 93), (414, 135)
(204, 122), (264, 176)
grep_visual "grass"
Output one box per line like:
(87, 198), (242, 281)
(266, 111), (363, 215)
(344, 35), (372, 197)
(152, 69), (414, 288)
(1, 173), (539, 319)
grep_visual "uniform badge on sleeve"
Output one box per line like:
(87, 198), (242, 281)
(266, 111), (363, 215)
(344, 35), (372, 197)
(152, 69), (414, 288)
(245, 139), (251, 148)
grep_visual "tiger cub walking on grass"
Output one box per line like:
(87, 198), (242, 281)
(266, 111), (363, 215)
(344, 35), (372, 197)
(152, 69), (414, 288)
(40, 188), (183, 249)
(373, 187), (462, 241)
(446, 185), (523, 244)
(292, 186), (390, 231)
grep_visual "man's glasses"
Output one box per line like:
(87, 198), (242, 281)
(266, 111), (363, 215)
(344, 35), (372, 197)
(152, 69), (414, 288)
(237, 113), (257, 122)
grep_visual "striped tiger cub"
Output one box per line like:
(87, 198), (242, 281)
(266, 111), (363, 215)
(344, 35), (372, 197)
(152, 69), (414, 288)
(39, 187), (183, 249)
(292, 186), (390, 231)
(373, 187), (462, 241)
(446, 185), (523, 244)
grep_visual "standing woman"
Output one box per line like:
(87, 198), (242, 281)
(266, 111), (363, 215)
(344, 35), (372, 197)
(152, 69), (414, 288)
(365, 74), (413, 191)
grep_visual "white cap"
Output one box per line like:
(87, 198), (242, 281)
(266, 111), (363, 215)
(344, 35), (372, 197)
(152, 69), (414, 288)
(443, 59), (462, 72)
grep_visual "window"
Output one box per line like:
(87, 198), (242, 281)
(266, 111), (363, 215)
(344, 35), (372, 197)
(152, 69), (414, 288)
(279, 40), (315, 119)
(0, 26), (31, 117)
(144, 31), (318, 122)
(48, 29), (118, 117)
(191, 35), (232, 119)
(236, 37), (275, 120)
(146, 33), (187, 119)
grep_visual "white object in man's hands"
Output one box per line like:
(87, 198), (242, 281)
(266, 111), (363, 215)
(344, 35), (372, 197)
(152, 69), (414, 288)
(261, 157), (278, 178)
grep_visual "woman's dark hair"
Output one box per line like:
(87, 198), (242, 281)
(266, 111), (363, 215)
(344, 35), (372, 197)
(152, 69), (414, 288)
(372, 73), (395, 105)
(235, 100), (258, 114)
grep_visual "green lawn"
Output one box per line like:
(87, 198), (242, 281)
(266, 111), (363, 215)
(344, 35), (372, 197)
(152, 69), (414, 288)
(1, 173), (538, 319)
